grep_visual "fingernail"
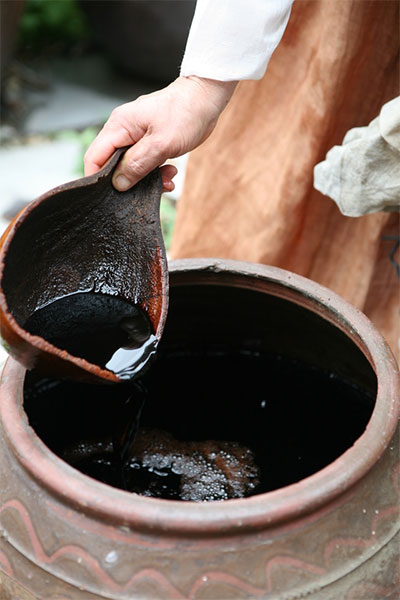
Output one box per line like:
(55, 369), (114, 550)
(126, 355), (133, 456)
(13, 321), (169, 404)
(113, 174), (132, 191)
(162, 178), (175, 192)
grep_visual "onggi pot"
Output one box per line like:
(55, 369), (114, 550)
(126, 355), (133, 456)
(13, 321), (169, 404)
(0, 258), (399, 599)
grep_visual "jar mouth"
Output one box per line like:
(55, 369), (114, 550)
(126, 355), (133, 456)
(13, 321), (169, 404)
(1, 259), (398, 537)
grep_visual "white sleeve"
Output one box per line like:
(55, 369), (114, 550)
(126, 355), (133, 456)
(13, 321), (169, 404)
(180, 0), (294, 81)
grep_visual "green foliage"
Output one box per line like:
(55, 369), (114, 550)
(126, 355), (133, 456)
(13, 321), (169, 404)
(160, 196), (177, 251)
(18, 0), (90, 55)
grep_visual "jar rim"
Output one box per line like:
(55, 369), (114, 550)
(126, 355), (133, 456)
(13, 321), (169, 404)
(1, 258), (398, 538)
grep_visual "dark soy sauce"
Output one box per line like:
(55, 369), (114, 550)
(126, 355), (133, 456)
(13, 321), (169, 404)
(112, 383), (147, 490)
(23, 292), (157, 381)
(23, 349), (375, 502)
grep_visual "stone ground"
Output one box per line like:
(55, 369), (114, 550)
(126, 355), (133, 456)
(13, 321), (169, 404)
(0, 53), (188, 364)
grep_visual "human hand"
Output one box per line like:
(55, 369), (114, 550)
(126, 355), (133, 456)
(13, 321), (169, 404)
(84, 76), (237, 192)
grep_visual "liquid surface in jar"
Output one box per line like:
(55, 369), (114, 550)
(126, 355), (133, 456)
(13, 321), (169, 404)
(24, 349), (375, 502)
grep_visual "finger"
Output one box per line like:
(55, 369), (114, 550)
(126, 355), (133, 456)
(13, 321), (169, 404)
(160, 164), (178, 180)
(160, 164), (178, 192)
(162, 177), (175, 192)
(84, 126), (136, 176)
(112, 136), (167, 191)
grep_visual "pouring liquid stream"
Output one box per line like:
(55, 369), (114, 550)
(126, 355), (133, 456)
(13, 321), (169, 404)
(23, 291), (154, 482)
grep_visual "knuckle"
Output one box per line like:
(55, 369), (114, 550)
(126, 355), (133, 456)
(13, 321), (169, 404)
(151, 135), (171, 161)
(109, 104), (126, 122)
(109, 107), (120, 121)
(126, 156), (147, 177)
(83, 147), (92, 164)
(150, 136), (165, 154)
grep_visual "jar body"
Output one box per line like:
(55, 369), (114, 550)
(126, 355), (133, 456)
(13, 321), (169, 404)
(0, 259), (399, 599)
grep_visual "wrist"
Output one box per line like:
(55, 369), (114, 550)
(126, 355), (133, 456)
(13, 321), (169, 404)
(179, 75), (237, 111)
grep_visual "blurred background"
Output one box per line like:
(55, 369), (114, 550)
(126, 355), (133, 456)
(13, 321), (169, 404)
(0, 0), (196, 250)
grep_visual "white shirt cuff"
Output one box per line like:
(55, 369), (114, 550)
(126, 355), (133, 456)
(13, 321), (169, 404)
(180, 0), (294, 81)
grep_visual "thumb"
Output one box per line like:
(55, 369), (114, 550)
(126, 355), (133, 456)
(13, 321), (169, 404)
(112, 137), (166, 191)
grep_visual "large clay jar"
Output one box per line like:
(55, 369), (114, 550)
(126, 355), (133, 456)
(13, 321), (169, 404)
(0, 259), (399, 599)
